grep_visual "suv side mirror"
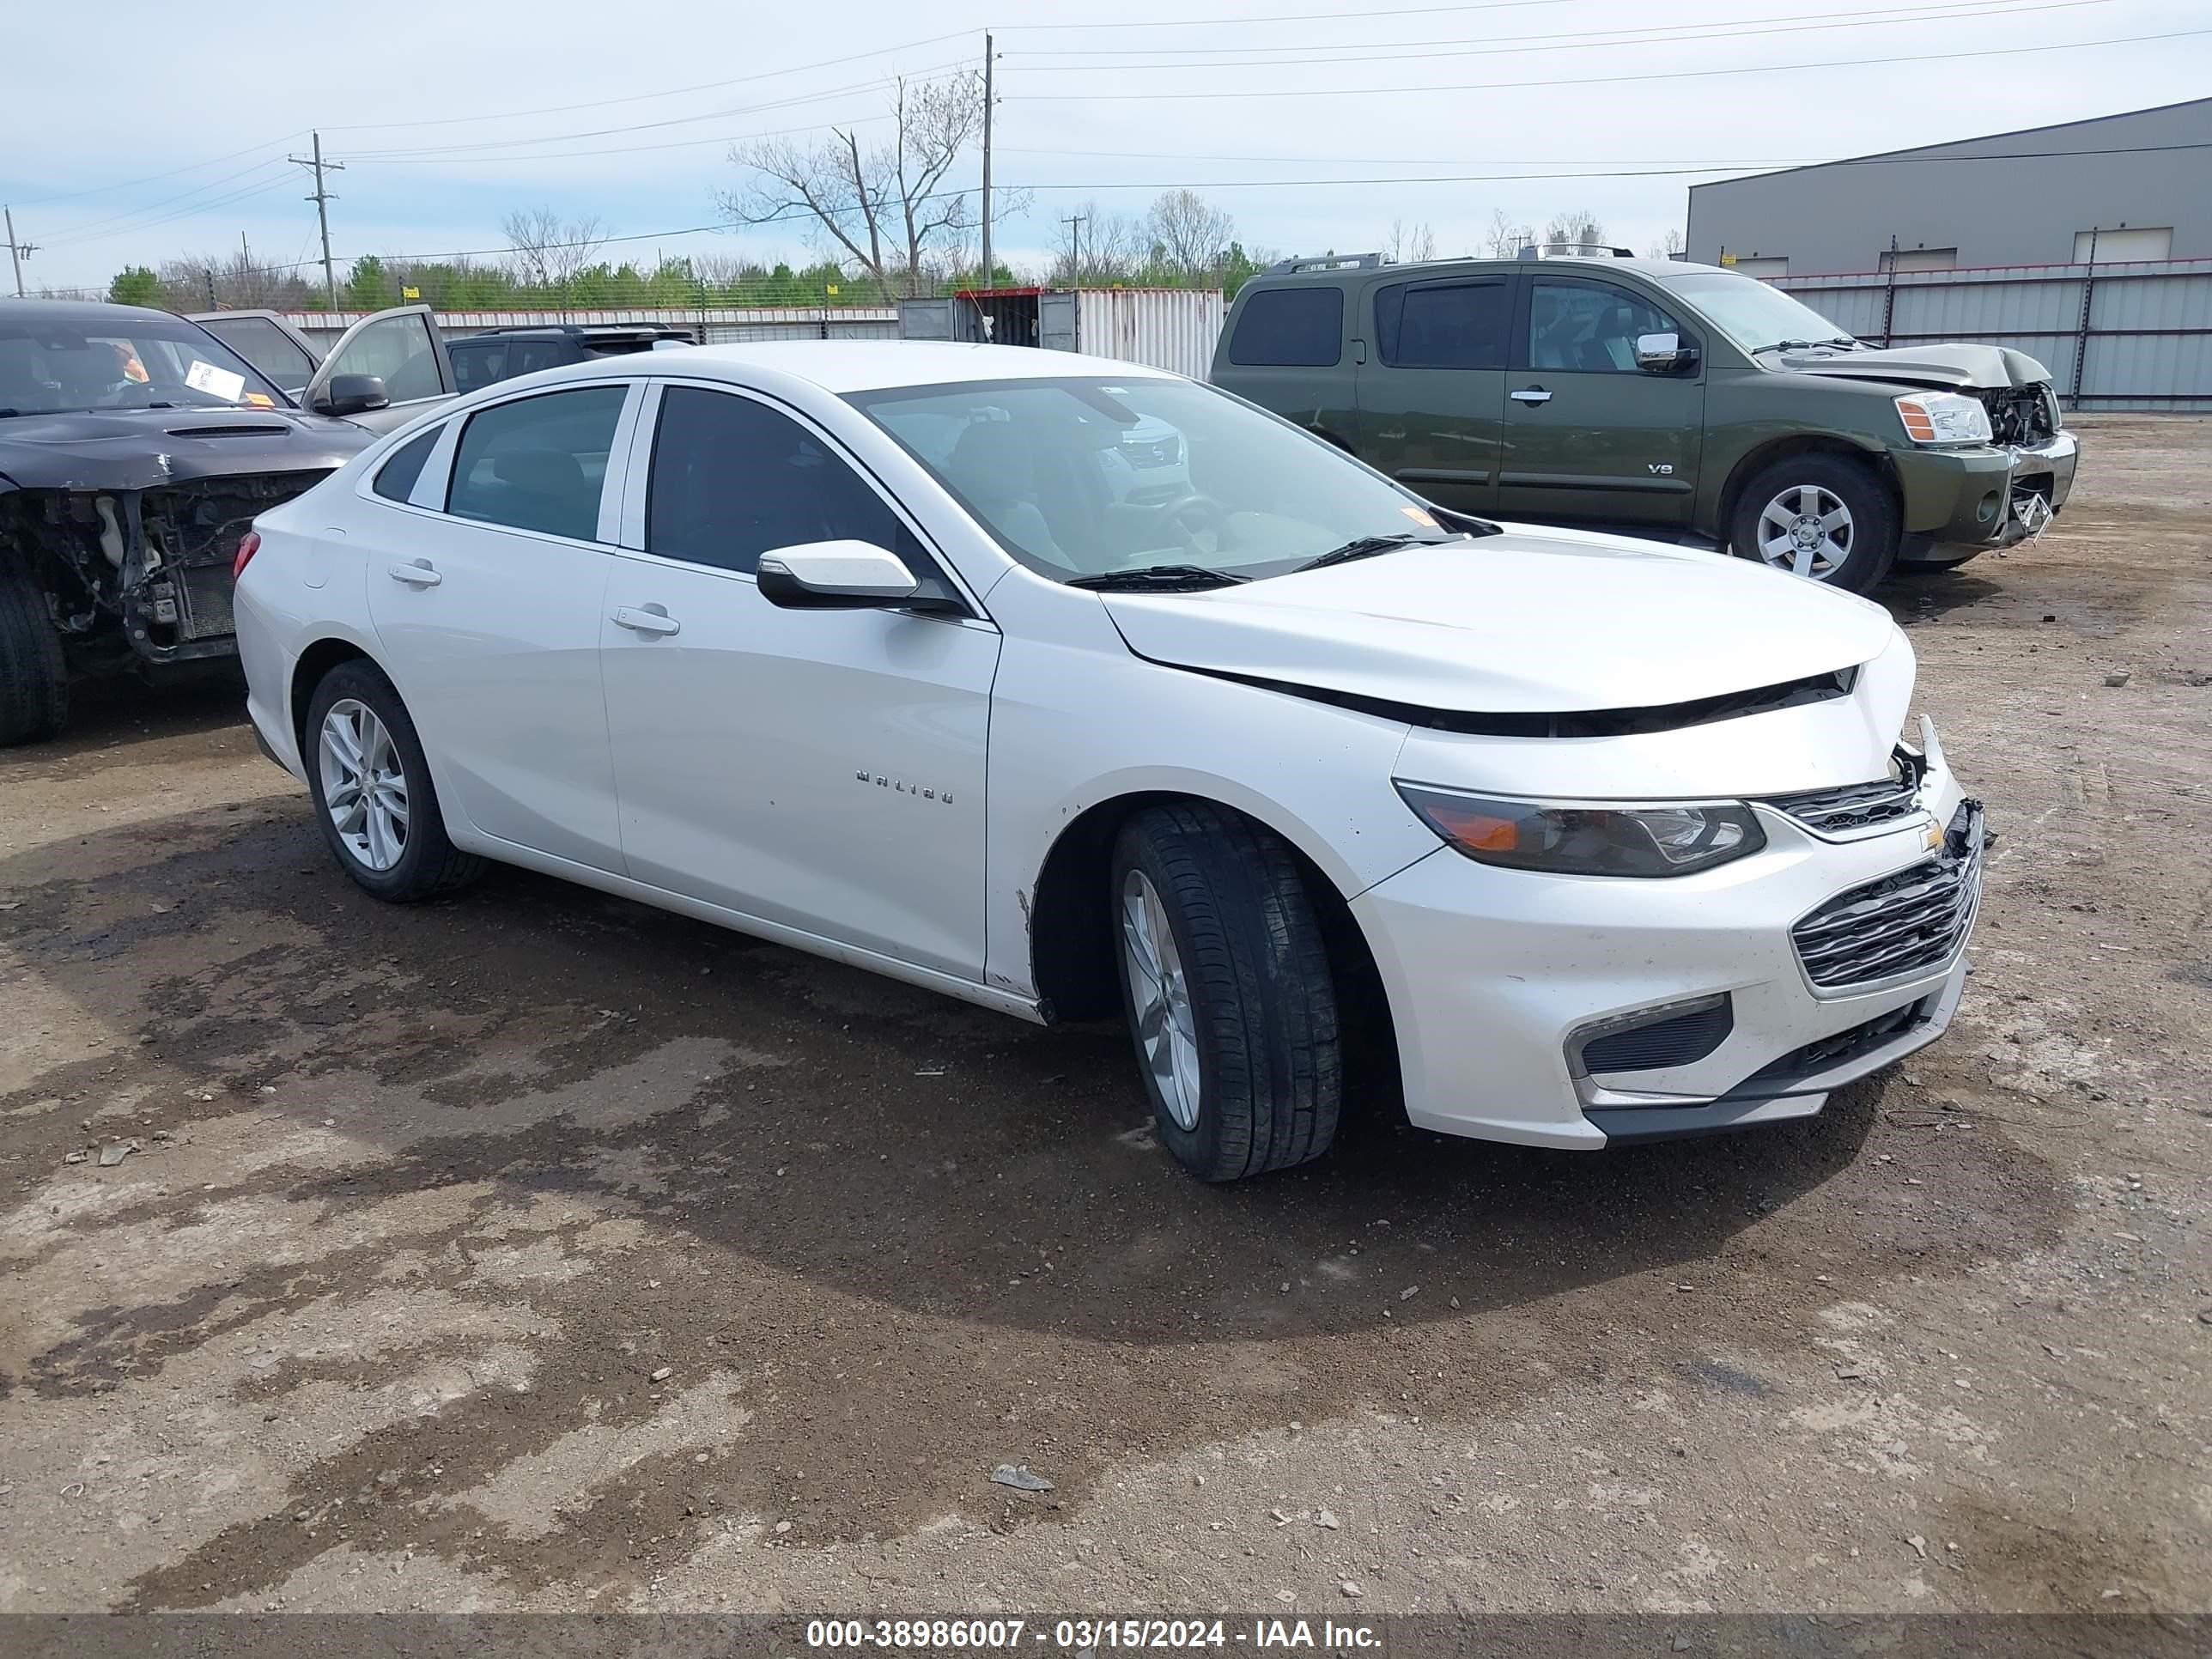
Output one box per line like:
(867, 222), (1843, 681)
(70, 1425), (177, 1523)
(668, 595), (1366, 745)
(756, 540), (924, 609)
(318, 374), (391, 416)
(1635, 332), (1698, 374)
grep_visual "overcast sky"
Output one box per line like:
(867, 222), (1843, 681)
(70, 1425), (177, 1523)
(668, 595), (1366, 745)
(4, 0), (2209, 292)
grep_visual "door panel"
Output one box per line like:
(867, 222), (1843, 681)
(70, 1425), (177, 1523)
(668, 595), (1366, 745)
(599, 383), (999, 979)
(363, 384), (633, 872)
(1352, 275), (1510, 514)
(302, 304), (454, 433)
(1498, 277), (1705, 527)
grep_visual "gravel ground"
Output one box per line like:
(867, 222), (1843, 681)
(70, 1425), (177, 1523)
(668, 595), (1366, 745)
(1, 413), (2207, 1618)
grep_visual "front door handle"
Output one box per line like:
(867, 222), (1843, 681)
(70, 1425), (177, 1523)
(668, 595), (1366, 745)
(1510, 386), (1553, 405)
(612, 605), (681, 637)
(387, 559), (441, 586)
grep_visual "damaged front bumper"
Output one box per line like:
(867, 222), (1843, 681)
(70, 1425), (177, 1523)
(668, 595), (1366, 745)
(1896, 428), (2080, 563)
(9, 472), (334, 665)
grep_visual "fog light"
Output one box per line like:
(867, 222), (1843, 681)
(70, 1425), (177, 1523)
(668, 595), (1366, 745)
(1976, 491), (2000, 523)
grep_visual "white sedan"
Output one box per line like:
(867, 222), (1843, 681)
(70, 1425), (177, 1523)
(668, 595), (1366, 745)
(234, 341), (1984, 1181)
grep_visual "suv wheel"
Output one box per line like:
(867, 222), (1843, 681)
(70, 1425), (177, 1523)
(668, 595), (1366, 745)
(0, 562), (69, 747)
(304, 660), (485, 902)
(1111, 803), (1341, 1182)
(1731, 455), (1898, 593)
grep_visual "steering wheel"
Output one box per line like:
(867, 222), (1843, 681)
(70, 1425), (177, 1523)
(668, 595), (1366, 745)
(1142, 491), (1226, 556)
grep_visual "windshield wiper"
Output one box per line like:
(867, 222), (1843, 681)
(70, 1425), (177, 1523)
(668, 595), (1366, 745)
(1295, 533), (1442, 573)
(1066, 564), (1249, 592)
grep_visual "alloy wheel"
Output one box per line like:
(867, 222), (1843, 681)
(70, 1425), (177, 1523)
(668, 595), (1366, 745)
(319, 698), (410, 872)
(1120, 867), (1202, 1132)
(1756, 483), (1856, 580)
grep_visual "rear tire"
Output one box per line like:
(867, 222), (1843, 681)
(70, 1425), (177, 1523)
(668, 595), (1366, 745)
(0, 560), (69, 747)
(303, 659), (484, 902)
(1111, 803), (1341, 1182)
(1729, 454), (1899, 594)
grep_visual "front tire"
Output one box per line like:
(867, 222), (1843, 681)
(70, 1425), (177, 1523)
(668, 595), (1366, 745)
(1730, 454), (1899, 593)
(303, 660), (484, 902)
(1111, 803), (1341, 1182)
(0, 562), (69, 747)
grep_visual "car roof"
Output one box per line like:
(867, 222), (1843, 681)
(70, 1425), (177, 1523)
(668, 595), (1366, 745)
(0, 296), (209, 327)
(1251, 255), (1731, 283)
(528, 339), (1182, 395)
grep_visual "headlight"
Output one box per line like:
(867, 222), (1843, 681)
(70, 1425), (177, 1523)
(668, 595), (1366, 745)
(1894, 392), (1991, 446)
(1394, 784), (1766, 878)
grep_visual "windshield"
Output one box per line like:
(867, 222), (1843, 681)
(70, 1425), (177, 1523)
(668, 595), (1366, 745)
(1659, 272), (1856, 355)
(0, 314), (288, 417)
(845, 375), (1460, 583)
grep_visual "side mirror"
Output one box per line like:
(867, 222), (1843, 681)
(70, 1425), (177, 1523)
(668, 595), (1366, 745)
(756, 540), (923, 609)
(1635, 332), (1698, 374)
(318, 374), (391, 416)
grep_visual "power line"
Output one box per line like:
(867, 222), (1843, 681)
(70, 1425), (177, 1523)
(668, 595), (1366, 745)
(290, 134), (344, 311)
(320, 29), (979, 135)
(1009, 25), (2212, 100)
(1002, 0), (2118, 68)
(10, 131), (305, 209)
(996, 0), (1591, 29)
(34, 159), (296, 247)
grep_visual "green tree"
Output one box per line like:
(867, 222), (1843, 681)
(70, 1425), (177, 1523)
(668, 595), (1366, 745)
(343, 255), (396, 310)
(108, 266), (161, 307)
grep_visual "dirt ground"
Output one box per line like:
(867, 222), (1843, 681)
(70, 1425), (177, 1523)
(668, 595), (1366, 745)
(1, 413), (2207, 1620)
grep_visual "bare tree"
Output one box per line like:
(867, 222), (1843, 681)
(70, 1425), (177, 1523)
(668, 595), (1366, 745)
(501, 206), (607, 288)
(1647, 227), (1686, 261)
(1481, 209), (1534, 259)
(1385, 218), (1437, 264)
(720, 72), (1001, 298)
(1146, 190), (1234, 281)
(1049, 199), (1146, 283)
(1542, 209), (1607, 255)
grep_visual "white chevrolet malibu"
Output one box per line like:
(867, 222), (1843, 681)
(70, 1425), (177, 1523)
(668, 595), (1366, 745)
(233, 342), (1984, 1182)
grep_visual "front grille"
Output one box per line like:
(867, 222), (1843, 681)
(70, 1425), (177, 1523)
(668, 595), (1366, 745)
(1765, 750), (1923, 836)
(1581, 996), (1735, 1073)
(1723, 994), (1936, 1097)
(1791, 803), (1984, 990)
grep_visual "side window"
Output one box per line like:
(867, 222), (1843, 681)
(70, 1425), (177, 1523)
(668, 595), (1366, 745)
(1528, 282), (1685, 373)
(372, 426), (442, 503)
(1376, 280), (1509, 369)
(450, 341), (508, 394)
(647, 386), (931, 579)
(198, 318), (316, 389)
(508, 338), (569, 378)
(446, 386), (627, 540)
(1226, 287), (1343, 368)
(325, 312), (445, 403)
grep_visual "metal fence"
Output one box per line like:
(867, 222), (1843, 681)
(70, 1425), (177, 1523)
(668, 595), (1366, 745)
(1773, 258), (2212, 410)
(274, 305), (900, 353)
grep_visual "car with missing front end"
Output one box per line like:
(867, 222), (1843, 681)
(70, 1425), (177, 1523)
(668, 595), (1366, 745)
(0, 298), (385, 744)
(1212, 250), (2079, 593)
(234, 341), (1987, 1181)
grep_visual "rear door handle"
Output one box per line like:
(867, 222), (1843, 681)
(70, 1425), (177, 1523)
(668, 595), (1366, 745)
(612, 605), (681, 637)
(387, 559), (441, 586)
(1510, 386), (1553, 405)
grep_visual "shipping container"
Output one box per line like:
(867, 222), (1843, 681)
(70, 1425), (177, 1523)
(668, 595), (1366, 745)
(897, 287), (1225, 380)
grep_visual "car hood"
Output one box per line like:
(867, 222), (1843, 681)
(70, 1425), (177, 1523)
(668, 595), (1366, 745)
(0, 406), (371, 492)
(1773, 341), (2053, 392)
(1100, 527), (1898, 717)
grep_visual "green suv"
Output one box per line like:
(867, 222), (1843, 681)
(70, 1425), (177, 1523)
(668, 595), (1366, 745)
(1210, 252), (2080, 592)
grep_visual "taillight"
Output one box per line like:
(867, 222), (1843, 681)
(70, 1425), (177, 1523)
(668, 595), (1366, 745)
(232, 530), (262, 581)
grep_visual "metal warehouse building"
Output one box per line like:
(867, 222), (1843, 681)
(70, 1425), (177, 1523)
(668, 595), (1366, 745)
(1686, 97), (2212, 276)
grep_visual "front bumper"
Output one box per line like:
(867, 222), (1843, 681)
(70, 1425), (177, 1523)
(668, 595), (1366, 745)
(1350, 745), (1979, 1149)
(1897, 428), (2080, 560)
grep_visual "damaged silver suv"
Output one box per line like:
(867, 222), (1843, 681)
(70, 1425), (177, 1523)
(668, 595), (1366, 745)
(0, 298), (372, 744)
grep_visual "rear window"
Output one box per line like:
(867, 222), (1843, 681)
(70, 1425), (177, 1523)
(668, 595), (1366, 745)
(1226, 287), (1342, 368)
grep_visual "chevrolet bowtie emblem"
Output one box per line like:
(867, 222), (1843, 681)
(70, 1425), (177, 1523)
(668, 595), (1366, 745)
(1923, 820), (1946, 851)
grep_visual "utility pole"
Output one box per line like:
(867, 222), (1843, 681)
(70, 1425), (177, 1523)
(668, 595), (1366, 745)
(1060, 213), (1087, 283)
(289, 132), (343, 310)
(3, 207), (34, 298)
(978, 33), (994, 290)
